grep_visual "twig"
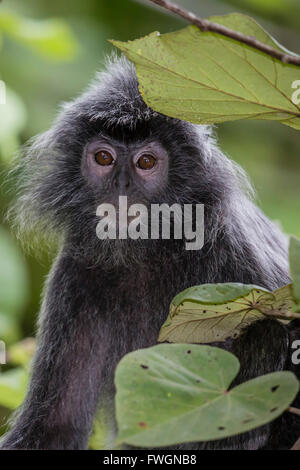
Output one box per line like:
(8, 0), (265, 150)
(148, 0), (300, 66)
(288, 406), (300, 417)
(288, 408), (300, 450)
(291, 436), (300, 450)
(256, 307), (300, 320)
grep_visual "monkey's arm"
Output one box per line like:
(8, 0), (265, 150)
(0, 254), (107, 450)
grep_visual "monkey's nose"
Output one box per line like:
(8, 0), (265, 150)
(113, 171), (130, 193)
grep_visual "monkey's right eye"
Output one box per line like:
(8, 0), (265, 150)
(94, 151), (114, 166)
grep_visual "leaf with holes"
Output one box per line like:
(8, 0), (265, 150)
(289, 236), (300, 311)
(158, 283), (294, 344)
(111, 13), (300, 130)
(115, 344), (299, 447)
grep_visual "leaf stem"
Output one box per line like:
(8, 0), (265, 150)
(288, 406), (300, 417)
(148, 0), (300, 66)
(256, 307), (300, 320)
(291, 436), (300, 450)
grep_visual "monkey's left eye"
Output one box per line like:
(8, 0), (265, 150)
(136, 154), (156, 170)
(94, 151), (114, 166)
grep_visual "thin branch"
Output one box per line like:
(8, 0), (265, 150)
(288, 408), (300, 449)
(148, 0), (300, 66)
(291, 437), (300, 450)
(256, 307), (300, 320)
(288, 406), (300, 417)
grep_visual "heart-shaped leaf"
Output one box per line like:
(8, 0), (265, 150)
(158, 283), (294, 344)
(111, 13), (300, 130)
(115, 344), (299, 447)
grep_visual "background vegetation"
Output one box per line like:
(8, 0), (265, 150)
(0, 0), (299, 439)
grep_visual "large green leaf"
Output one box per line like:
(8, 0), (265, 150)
(115, 344), (299, 447)
(112, 13), (300, 130)
(159, 283), (294, 344)
(289, 236), (300, 307)
(171, 282), (266, 307)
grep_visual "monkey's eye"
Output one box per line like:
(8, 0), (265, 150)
(136, 154), (156, 170)
(94, 150), (114, 166)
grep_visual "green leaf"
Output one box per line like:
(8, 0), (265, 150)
(115, 344), (299, 447)
(158, 283), (294, 344)
(111, 13), (300, 130)
(0, 87), (27, 163)
(289, 236), (300, 306)
(172, 282), (266, 306)
(0, 10), (79, 61)
(0, 367), (28, 409)
(0, 228), (29, 317)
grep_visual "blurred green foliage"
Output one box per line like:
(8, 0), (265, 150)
(0, 0), (299, 442)
(0, 9), (79, 60)
(219, 0), (300, 30)
(0, 227), (28, 344)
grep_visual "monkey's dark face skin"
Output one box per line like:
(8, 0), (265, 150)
(82, 136), (169, 200)
(2, 56), (299, 451)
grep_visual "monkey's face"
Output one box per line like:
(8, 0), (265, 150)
(14, 57), (213, 267)
(81, 135), (169, 208)
(68, 122), (204, 266)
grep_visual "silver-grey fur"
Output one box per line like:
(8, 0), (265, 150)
(1, 55), (299, 450)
